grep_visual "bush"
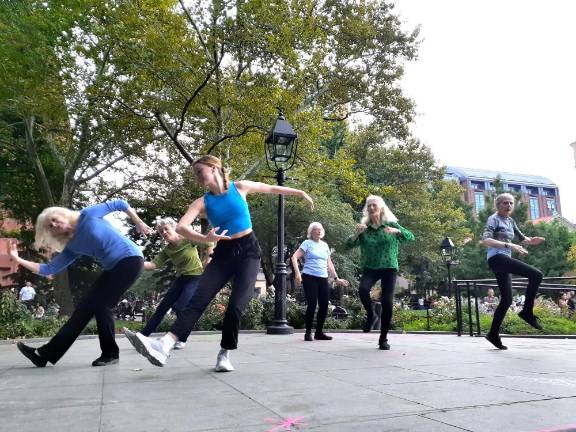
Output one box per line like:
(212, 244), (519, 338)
(0, 291), (30, 323)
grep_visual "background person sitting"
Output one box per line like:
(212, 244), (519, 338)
(483, 288), (500, 313)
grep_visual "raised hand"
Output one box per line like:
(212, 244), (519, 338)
(355, 224), (367, 236)
(9, 241), (19, 260)
(302, 192), (315, 211)
(205, 227), (231, 242)
(136, 221), (153, 236)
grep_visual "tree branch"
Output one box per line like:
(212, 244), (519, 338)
(76, 153), (129, 185)
(178, 0), (210, 58)
(205, 125), (266, 154)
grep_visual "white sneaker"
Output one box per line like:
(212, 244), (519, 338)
(174, 341), (186, 350)
(214, 349), (234, 372)
(123, 328), (169, 367)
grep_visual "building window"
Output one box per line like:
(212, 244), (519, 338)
(527, 186), (539, 195)
(475, 192), (485, 211)
(471, 181), (484, 191)
(542, 188), (556, 197)
(546, 198), (557, 215)
(530, 197), (540, 219)
(507, 184), (521, 193)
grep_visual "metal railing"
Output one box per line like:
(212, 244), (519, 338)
(453, 276), (576, 336)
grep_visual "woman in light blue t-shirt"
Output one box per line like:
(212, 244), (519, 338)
(291, 222), (349, 341)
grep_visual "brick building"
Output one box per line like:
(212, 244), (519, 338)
(0, 209), (21, 287)
(445, 166), (561, 220)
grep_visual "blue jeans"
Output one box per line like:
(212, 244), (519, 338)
(141, 275), (201, 342)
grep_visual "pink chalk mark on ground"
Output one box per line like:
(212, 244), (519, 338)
(264, 416), (307, 431)
(533, 425), (576, 432)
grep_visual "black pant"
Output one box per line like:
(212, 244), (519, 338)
(170, 232), (261, 350)
(302, 273), (329, 333)
(358, 268), (397, 337)
(141, 275), (200, 342)
(38, 256), (144, 364)
(488, 253), (543, 335)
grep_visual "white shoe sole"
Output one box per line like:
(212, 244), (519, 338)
(214, 364), (235, 372)
(214, 359), (235, 372)
(123, 328), (167, 367)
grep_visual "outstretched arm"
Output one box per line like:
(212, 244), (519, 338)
(236, 180), (314, 210)
(176, 198), (230, 243)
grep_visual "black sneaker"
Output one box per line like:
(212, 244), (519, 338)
(314, 332), (333, 340)
(378, 339), (391, 350)
(518, 310), (543, 330)
(91, 356), (119, 367)
(304, 332), (313, 341)
(17, 342), (47, 367)
(485, 332), (508, 350)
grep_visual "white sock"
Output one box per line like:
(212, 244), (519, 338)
(160, 334), (176, 352)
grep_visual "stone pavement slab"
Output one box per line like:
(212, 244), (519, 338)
(1, 332), (575, 432)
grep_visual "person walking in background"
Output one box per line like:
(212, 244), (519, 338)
(345, 195), (414, 350)
(19, 281), (36, 311)
(481, 193), (545, 350)
(10, 199), (151, 367)
(125, 155), (314, 372)
(137, 217), (213, 350)
(291, 222), (349, 342)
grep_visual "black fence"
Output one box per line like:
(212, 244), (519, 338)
(453, 276), (576, 337)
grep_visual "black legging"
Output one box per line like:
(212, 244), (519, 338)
(358, 268), (397, 338)
(38, 256), (144, 364)
(487, 253), (543, 335)
(170, 232), (261, 350)
(302, 273), (329, 333)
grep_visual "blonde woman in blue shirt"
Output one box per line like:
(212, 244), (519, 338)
(292, 222), (349, 341)
(10, 200), (151, 367)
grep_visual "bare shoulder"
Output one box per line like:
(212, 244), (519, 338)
(235, 180), (263, 196)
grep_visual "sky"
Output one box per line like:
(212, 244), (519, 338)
(392, 0), (576, 222)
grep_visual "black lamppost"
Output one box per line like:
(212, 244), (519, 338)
(441, 236), (461, 335)
(265, 108), (298, 335)
(440, 237), (458, 297)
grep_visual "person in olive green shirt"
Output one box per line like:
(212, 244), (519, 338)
(345, 195), (414, 350)
(140, 218), (213, 349)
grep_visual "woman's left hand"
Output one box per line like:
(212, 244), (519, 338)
(383, 227), (400, 235)
(136, 222), (153, 236)
(335, 278), (350, 287)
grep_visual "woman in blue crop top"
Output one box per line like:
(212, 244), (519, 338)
(480, 193), (546, 350)
(125, 155), (314, 371)
(10, 200), (151, 367)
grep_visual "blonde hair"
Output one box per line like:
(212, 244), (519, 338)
(192, 155), (230, 190)
(306, 222), (325, 239)
(360, 195), (398, 225)
(495, 193), (515, 207)
(35, 207), (80, 252)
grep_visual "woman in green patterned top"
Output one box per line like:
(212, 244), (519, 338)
(345, 195), (414, 350)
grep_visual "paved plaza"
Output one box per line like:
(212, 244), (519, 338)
(1, 331), (576, 432)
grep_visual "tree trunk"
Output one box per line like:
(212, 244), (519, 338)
(53, 271), (75, 316)
(23, 115), (75, 315)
